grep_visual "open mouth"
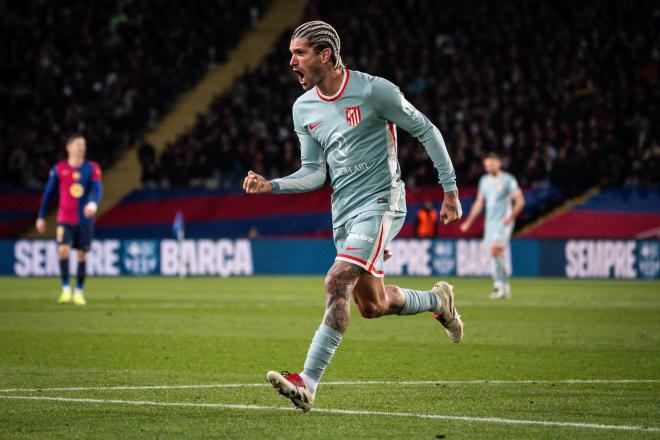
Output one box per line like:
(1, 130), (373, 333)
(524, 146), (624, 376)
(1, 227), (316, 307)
(292, 68), (306, 86)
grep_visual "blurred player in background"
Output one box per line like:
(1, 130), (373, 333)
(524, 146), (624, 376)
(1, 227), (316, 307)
(243, 21), (463, 412)
(36, 134), (103, 305)
(460, 152), (525, 299)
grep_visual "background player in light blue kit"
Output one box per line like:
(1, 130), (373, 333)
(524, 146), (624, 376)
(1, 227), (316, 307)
(460, 152), (525, 299)
(243, 21), (464, 412)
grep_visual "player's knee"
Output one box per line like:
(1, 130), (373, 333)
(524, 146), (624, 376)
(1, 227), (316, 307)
(58, 246), (70, 259)
(357, 301), (386, 319)
(77, 251), (86, 262)
(490, 245), (503, 257)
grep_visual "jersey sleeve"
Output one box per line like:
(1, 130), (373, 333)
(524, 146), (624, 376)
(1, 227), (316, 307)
(89, 162), (103, 205)
(91, 162), (102, 181)
(271, 103), (327, 194)
(371, 77), (457, 193)
(507, 174), (521, 196)
(37, 166), (59, 219)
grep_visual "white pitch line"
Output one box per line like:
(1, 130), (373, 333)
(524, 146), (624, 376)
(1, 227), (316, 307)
(0, 395), (657, 433)
(323, 379), (660, 386)
(0, 383), (266, 393)
(0, 379), (657, 394)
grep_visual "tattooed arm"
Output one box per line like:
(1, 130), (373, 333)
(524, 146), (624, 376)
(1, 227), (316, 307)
(440, 191), (463, 225)
(322, 262), (364, 334)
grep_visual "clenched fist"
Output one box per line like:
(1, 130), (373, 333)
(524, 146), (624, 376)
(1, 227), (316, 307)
(440, 191), (463, 225)
(243, 170), (273, 194)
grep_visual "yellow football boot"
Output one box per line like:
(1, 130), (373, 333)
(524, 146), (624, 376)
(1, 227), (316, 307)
(58, 287), (72, 304)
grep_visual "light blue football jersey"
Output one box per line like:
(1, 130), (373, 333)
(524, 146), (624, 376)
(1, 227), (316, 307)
(271, 69), (457, 227)
(478, 172), (520, 230)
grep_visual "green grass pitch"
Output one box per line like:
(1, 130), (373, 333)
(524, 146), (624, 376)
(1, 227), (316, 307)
(0, 276), (658, 439)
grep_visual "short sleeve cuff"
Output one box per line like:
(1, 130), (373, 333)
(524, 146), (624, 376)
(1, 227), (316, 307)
(271, 180), (281, 194)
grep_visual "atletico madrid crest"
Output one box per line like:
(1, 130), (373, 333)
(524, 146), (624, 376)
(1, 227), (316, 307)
(345, 106), (362, 127)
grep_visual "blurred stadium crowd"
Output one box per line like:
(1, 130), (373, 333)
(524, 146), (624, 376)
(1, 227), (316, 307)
(1, 0), (266, 186)
(2, 0), (658, 196)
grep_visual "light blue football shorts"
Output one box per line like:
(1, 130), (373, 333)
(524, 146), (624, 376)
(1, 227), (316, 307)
(483, 222), (514, 247)
(333, 210), (405, 277)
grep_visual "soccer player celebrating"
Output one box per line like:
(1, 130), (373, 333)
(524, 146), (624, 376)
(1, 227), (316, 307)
(36, 134), (103, 305)
(243, 21), (463, 412)
(460, 152), (525, 299)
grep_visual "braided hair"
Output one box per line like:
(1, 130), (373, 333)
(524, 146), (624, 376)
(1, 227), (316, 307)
(291, 21), (345, 69)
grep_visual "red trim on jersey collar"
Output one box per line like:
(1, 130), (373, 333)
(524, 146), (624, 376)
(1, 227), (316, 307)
(316, 69), (350, 102)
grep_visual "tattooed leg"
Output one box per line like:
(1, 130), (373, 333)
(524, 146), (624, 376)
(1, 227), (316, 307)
(322, 261), (365, 334)
(299, 261), (364, 393)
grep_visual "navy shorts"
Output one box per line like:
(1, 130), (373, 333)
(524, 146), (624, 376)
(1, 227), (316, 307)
(56, 224), (93, 251)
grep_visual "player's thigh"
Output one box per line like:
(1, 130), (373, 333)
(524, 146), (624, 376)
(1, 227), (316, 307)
(485, 223), (512, 256)
(335, 211), (404, 278)
(324, 259), (365, 295)
(56, 224), (73, 258)
(72, 225), (93, 252)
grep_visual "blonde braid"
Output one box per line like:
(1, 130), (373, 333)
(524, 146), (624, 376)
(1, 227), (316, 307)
(291, 21), (345, 69)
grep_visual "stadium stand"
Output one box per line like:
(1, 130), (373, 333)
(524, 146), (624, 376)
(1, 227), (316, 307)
(2, 0), (657, 239)
(522, 187), (660, 238)
(102, 0), (656, 239)
(0, 189), (42, 238)
(1, 0), (268, 188)
(145, 0), (658, 192)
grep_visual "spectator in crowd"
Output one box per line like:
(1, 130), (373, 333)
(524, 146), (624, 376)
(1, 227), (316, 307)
(153, 0), (658, 195)
(1, 0), (266, 187)
(4, 0), (656, 196)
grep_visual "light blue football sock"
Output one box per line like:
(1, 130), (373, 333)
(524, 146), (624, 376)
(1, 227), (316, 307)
(493, 255), (508, 288)
(397, 289), (438, 315)
(301, 324), (342, 393)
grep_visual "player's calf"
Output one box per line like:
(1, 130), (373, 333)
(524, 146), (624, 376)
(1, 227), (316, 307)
(355, 299), (388, 319)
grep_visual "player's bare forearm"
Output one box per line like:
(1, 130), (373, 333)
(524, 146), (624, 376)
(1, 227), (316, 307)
(512, 192), (525, 217)
(460, 195), (483, 231)
(35, 218), (46, 234)
(504, 192), (526, 224)
(440, 190), (463, 225)
(467, 202), (482, 223)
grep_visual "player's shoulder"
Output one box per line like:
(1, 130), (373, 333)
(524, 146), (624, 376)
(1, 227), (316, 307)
(348, 69), (379, 86)
(85, 160), (103, 178)
(293, 85), (319, 107)
(357, 71), (399, 93)
(357, 71), (402, 106)
(85, 160), (101, 170)
(502, 171), (517, 182)
(292, 91), (316, 127)
(53, 160), (67, 172)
